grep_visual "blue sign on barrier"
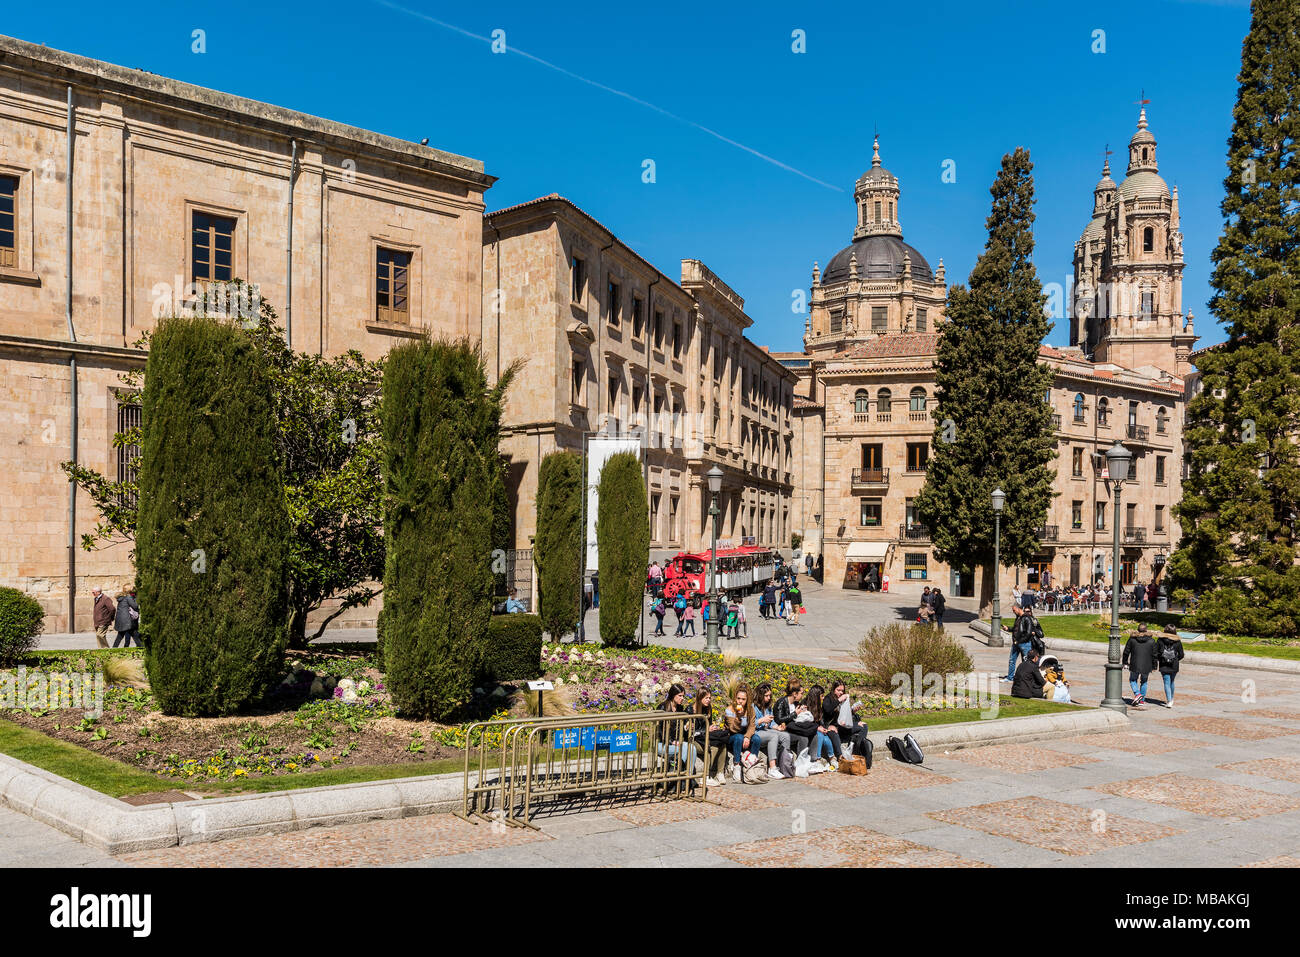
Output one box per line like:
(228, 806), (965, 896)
(552, 728), (581, 749)
(579, 728), (614, 751)
(611, 731), (637, 753)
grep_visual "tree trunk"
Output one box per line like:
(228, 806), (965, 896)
(287, 606), (310, 651)
(977, 560), (996, 620)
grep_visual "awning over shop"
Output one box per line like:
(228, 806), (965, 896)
(845, 541), (890, 562)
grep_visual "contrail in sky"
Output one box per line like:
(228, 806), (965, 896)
(373, 0), (843, 192)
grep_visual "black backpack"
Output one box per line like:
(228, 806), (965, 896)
(886, 733), (924, 764)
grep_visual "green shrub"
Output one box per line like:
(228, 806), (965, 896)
(484, 614), (544, 681)
(534, 451), (583, 638)
(381, 339), (507, 719)
(0, 587), (44, 666)
(596, 451), (648, 647)
(137, 316), (290, 716)
(855, 622), (974, 692)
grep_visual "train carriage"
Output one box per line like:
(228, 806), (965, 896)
(661, 545), (776, 601)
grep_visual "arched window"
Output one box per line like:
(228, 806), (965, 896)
(1073, 393), (1085, 421)
(1143, 227), (1154, 252)
(1098, 397), (1110, 425)
(1142, 147), (1149, 161)
(877, 388), (892, 414)
(909, 387), (927, 412)
(854, 389), (870, 414)
(1157, 406), (1168, 434)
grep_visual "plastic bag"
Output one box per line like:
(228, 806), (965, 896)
(794, 750), (812, 778)
(1053, 682), (1072, 703)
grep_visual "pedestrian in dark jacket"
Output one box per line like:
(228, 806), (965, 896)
(112, 588), (140, 647)
(930, 588), (946, 625)
(1132, 580), (1146, 611)
(761, 581), (777, 619)
(1005, 609), (1043, 682)
(1012, 650), (1046, 699)
(1155, 624), (1185, 708)
(91, 586), (115, 648)
(1122, 623), (1158, 708)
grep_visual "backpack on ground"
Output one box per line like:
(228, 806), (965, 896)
(742, 757), (769, 784)
(886, 733), (924, 765)
(778, 747), (796, 779)
(857, 737), (873, 769)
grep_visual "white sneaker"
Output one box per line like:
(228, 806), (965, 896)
(808, 759), (828, 774)
(705, 776), (719, 787)
(769, 766), (785, 780)
(712, 773), (727, 786)
(732, 764), (742, 782)
(1166, 701), (1174, 709)
(830, 758), (839, 771)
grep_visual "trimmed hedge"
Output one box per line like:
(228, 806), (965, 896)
(484, 614), (544, 682)
(535, 451), (583, 638)
(596, 451), (648, 647)
(137, 316), (290, 716)
(0, 587), (45, 666)
(380, 339), (500, 719)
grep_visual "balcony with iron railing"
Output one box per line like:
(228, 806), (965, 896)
(1127, 424), (1151, 442)
(1051, 414), (1061, 430)
(899, 523), (931, 541)
(1036, 525), (1059, 542)
(851, 468), (890, 489)
(1123, 526), (1147, 543)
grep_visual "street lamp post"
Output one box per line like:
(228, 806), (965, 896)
(704, 466), (723, 654)
(1102, 441), (1131, 713)
(989, 488), (1005, 648)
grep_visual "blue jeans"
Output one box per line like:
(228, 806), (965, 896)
(682, 620), (695, 635)
(1007, 641), (1032, 681)
(1130, 672), (1150, 699)
(812, 731), (837, 761)
(1162, 673), (1175, 703)
(657, 741), (697, 767)
(729, 733), (760, 766)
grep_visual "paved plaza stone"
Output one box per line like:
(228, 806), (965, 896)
(8, 583), (1300, 867)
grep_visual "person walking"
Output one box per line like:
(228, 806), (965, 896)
(672, 592), (688, 636)
(651, 596), (667, 637)
(805, 552), (814, 576)
(90, 586), (116, 648)
(776, 582), (788, 620)
(1132, 579), (1146, 611)
(112, 587), (140, 647)
(590, 572), (600, 609)
(733, 599), (747, 638)
(760, 580), (776, 619)
(1147, 579), (1158, 611)
(814, 553), (823, 583)
(681, 600), (696, 637)
(930, 587), (946, 625)
(1004, 607), (1043, 682)
(785, 581), (803, 626)
(1155, 623), (1185, 708)
(1122, 622), (1158, 709)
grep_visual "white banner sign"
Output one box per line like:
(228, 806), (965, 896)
(585, 435), (642, 572)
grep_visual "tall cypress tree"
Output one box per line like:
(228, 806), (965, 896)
(534, 451), (583, 638)
(138, 316), (290, 716)
(380, 339), (510, 718)
(596, 451), (648, 647)
(914, 148), (1056, 614)
(1171, 0), (1300, 638)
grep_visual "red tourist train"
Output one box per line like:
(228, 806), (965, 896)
(660, 545), (778, 601)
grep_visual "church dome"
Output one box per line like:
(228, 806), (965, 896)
(1118, 170), (1169, 201)
(821, 235), (933, 284)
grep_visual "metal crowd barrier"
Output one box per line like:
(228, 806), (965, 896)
(457, 710), (709, 828)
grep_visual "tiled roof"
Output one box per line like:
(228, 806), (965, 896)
(793, 395), (822, 410)
(834, 334), (940, 360)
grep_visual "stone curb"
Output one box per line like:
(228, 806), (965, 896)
(0, 752), (468, 855)
(966, 620), (1300, 675)
(2, 704), (1129, 853)
(867, 704), (1129, 752)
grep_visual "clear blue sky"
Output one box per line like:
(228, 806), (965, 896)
(7, 0), (1252, 352)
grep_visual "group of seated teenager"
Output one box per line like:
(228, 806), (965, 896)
(657, 677), (871, 786)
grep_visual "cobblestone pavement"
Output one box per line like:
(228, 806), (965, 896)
(12, 583), (1300, 867)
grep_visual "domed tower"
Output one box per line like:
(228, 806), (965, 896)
(806, 135), (947, 355)
(1072, 109), (1195, 376)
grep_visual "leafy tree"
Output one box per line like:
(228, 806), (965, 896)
(137, 315), (290, 716)
(380, 338), (513, 718)
(596, 451), (648, 647)
(1171, 0), (1300, 637)
(534, 451), (583, 637)
(915, 147), (1056, 615)
(62, 284), (385, 648)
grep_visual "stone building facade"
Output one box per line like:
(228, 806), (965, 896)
(0, 36), (494, 630)
(780, 117), (1194, 595)
(483, 196), (796, 562)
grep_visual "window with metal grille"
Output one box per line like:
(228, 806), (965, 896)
(915, 307), (927, 332)
(906, 442), (928, 472)
(904, 552), (928, 580)
(830, 310), (843, 334)
(860, 499), (882, 526)
(116, 402), (142, 506)
(376, 247), (411, 323)
(0, 174), (17, 268)
(1155, 456), (1166, 484)
(192, 211), (235, 283)
(1072, 500), (1083, 529)
(871, 306), (887, 332)
(874, 200), (881, 223)
(1140, 292), (1154, 319)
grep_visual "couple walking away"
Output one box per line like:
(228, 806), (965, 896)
(90, 584), (140, 647)
(1123, 623), (1184, 708)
